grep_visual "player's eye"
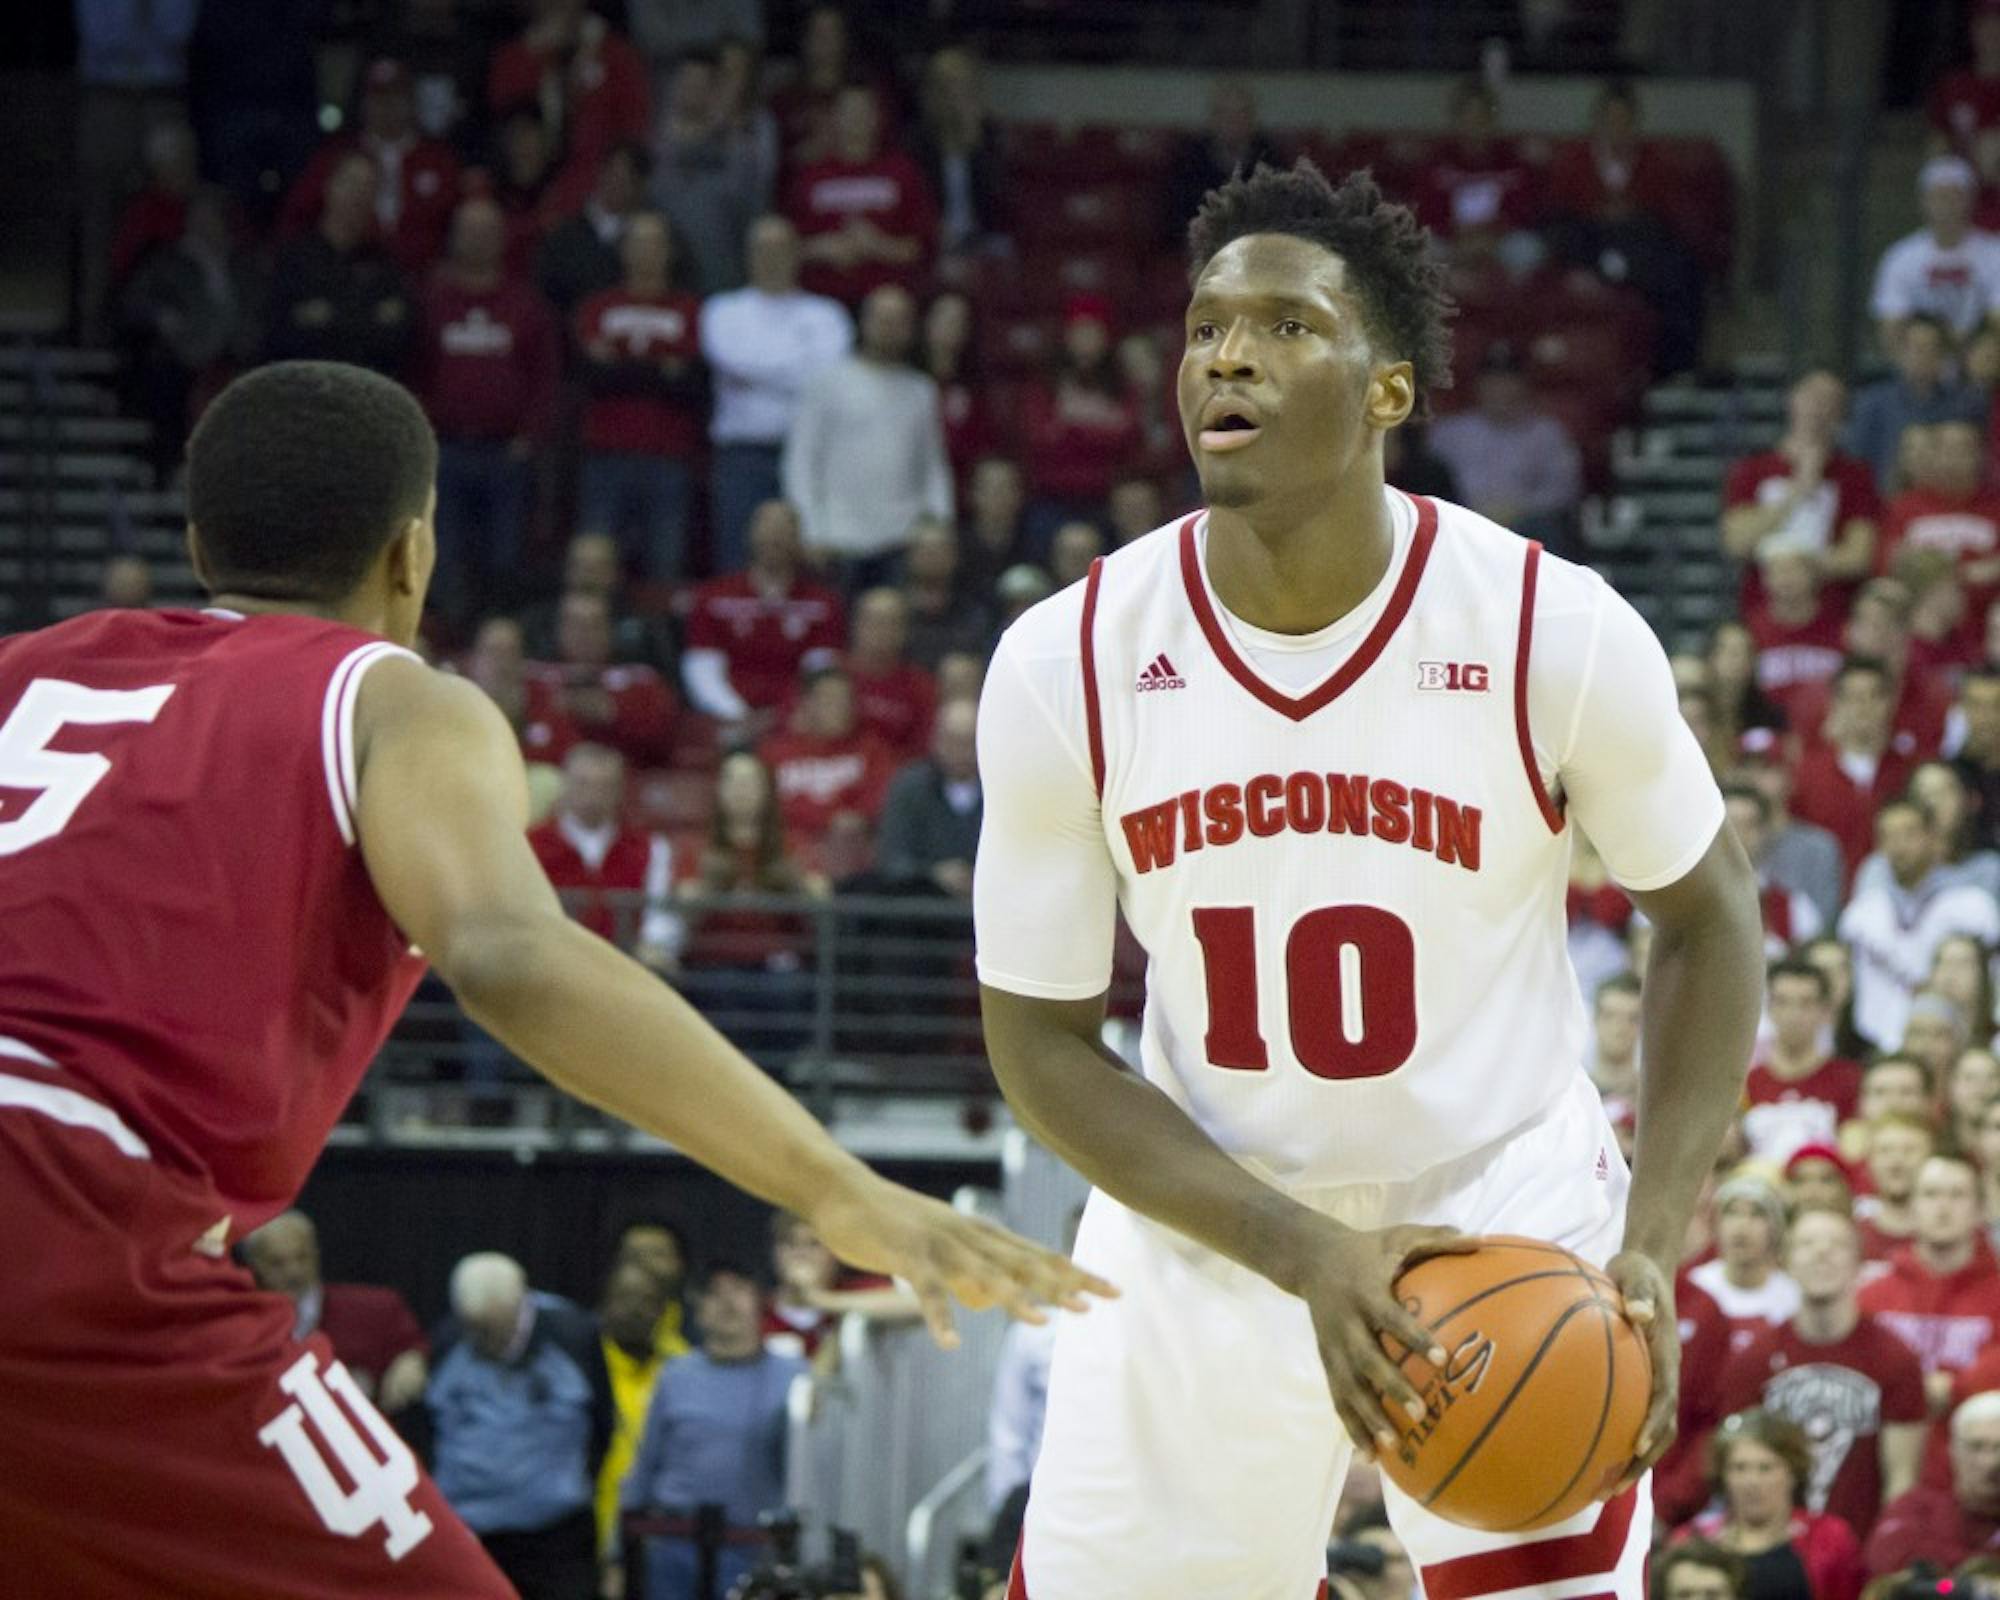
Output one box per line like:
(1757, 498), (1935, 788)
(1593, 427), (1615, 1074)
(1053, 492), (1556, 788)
(1191, 322), (1220, 341)
(1276, 319), (1309, 336)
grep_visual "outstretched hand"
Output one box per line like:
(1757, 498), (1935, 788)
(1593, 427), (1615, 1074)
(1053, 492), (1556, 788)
(809, 1177), (1117, 1348)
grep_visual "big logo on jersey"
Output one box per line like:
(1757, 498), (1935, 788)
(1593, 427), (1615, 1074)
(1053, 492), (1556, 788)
(259, 1350), (434, 1561)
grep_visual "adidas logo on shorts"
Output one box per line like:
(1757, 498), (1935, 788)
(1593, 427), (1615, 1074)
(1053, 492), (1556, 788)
(1135, 653), (1186, 692)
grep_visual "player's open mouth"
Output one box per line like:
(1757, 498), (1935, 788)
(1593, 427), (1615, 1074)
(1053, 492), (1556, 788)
(1198, 410), (1263, 453)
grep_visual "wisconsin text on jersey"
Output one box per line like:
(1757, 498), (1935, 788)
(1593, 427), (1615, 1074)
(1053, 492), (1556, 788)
(1119, 773), (1482, 875)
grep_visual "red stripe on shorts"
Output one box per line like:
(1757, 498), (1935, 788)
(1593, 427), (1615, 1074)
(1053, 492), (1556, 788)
(1419, 1487), (1639, 1600)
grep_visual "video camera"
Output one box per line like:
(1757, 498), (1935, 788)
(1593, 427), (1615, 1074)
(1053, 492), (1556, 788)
(730, 1512), (862, 1600)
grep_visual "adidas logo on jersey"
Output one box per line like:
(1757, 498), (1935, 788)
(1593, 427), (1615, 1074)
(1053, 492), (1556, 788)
(1135, 653), (1186, 692)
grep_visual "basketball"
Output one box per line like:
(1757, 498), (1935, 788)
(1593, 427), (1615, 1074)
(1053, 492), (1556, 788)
(1374, 1236), (1650, 1534)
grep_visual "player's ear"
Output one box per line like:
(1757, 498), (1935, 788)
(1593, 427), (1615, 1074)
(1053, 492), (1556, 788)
(386, 516), (430, 598)
(1366, 361), (1416, 431)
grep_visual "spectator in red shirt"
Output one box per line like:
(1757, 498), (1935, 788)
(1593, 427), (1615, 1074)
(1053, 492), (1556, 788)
(1415, 78), (1544, 265)
(282, 59), (461, 278)
(1673, 1410), (1868, 1599)
(676, 750), (826, 965)
(1785, 1145), (1859, 1219)
(1855, 1109), (1939, 1264)
(845, 587), (937, 760)
(1896, 548), (1984, 690)
(529, 590), (679, 766)
(1744, 958), (1860, 1164)
(243, 1211), (430, 1416)
(1543, 79), (1707, 374)
(1660, 1272), (1738, 1526)
(1723, 372), (1880, 602)
(1790, 656), (1923, 880)
(527, 742), (680, 969)
(419, 196), (560, 622)
(758, 666), (898, 858)
(1930, 0), (2000, 167)
(462, 614), (579, 774)
(761, 1211), (913, 1362)
(482, 109), (562, 278)
(768, 4), (882, 174)
(486, 0), (651, 218)
(1860, 1154), (2000, 1414)
(680, 499), (846, 738)
(1709, 1211), (1927, 1545)
(783, 85), (935, 310)
(574, 211), (705, 580)
(1868, 1391), (2000, 1573)
(923, 290), (994, 483)
(109, 117), (199, 292)
(1879, 419), (2000, 610)
(1022, 295), (1142, 537)
(1788, 579), (1955, 754)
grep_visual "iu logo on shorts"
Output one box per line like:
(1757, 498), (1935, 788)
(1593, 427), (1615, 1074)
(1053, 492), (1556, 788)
(1415, 660), (1489, 692)
(258, 1350), (434, 1561)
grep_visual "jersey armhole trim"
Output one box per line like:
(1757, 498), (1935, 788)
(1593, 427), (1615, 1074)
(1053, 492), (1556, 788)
(1514, 541), (1567, 836)
(322, 641), (421, 847)
(1080, 557), (1106, 799)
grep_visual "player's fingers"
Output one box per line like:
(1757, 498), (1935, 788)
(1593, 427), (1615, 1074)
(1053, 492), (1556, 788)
(1329, 1393), (1380, 1461)
(912, 1275), (962, 1349)
(1351, 1334), (1431, 1430)
(962, 1220), (1118, 1307)
(1323, 1341), (1402, 1452)
(1394, 1225), (1478, 1262)
(955, 1231), (1084, 1317)
(1373, 1301), (1449, 1371)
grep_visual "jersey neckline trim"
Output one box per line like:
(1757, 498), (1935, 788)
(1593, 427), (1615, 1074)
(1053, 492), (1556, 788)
(1177, 492), (1439, 723)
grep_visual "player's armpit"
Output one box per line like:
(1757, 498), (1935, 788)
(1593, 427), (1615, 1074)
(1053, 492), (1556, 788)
(349, 656), (566, 987)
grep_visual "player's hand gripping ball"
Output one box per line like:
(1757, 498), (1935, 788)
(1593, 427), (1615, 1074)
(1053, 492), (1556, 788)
(1375, 1236), (1650, 1532)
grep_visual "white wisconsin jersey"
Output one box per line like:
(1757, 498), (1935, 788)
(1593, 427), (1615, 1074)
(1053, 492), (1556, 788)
(975, 490), (1725, 1188)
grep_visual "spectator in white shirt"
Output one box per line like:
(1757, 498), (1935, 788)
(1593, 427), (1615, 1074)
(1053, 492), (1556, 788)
(701, 214), (852, 573)
(782, 283), (953, 590)
(1871, 156), (2000, 352)
(1426, 341), (1583, 551)
(1687, 1174), (1804, 1356)
(1839, 794), (2000, 1050)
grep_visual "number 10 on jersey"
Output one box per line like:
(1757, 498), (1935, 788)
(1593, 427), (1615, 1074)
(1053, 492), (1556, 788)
(1191, 905), (1418, 1080)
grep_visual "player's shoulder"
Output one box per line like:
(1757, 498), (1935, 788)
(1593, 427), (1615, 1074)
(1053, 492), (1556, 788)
(1422, 494), (1610, 621)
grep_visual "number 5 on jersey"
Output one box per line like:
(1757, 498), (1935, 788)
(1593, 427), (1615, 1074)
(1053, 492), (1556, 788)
(0, 679), (175, 855)
(1191, 904), (1418, 1079)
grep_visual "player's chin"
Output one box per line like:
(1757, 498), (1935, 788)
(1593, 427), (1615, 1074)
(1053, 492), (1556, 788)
(1197, 462), (1265, 509)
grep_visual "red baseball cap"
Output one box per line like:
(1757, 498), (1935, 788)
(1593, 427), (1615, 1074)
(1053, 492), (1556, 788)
(1783, 1142), (1854, 1185)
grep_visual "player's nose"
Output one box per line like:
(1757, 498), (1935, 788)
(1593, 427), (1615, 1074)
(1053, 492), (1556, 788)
(1207, 322), (1262, 381)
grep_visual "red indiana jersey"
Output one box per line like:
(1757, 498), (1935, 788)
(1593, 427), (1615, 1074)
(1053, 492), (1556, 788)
(0, 609), (426, 1227)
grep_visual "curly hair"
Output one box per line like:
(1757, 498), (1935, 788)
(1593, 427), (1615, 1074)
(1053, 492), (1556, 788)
(1186, 159), (1455, 418)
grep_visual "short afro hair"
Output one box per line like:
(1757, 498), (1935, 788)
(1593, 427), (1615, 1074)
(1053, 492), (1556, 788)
(187, 361), (436, 602)
(1186, 159), (1454, 418)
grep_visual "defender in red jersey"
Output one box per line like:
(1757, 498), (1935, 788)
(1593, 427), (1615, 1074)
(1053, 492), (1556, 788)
(0, 362), (1111, 1600)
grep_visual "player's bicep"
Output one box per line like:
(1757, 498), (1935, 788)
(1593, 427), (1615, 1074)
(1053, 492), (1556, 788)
(972, 639), (1118, 1001)
(351, 659), (565, 970)
(1553, 583), (1725, 893)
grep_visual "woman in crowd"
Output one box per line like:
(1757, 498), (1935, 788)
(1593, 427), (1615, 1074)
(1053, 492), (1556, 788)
(1021, 293), (1141, 547)
(676, 752), (827, 1063)
(1802, 936), (1873, 1065)
(1942, 1045), (2000, 1160)
(1674, 1410), (1865, 1600)
(1932, 933), (1998, 1047)
(1707, 617), (1787, 750)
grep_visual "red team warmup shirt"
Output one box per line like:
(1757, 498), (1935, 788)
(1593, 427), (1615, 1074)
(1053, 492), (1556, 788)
(1879, 485), (2000, 603)
(524, 660), (678, 766)
(527, 816), (671, 946)
(1745, 597), (1845, 726)
(1739, 1058), (1862, 1166)
(417, 276), (560, 445)
(758, 725), (899, 842)
(0, 609), (515, 1596)
(847, 658), (937, 759)
(1858, 1246), (2000, 1384)
(784, 150), (937, 305)
(1722, 451), (1881, 608)
(682, 574), (846, 711)
(573, 286), (705, 458)
(1714, 1318), (1927, 1542)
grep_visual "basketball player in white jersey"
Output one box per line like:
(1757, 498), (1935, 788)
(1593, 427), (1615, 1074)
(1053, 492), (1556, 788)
(974, 163), (1764, 1598)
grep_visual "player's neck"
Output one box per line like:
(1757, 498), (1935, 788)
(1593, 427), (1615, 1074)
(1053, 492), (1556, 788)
(1203, 472), (1392, 635)
(206, 592), (394, 640)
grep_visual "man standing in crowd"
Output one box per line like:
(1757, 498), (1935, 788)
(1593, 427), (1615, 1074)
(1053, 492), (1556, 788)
(1845, 313), (1987, 491)
(701, 215), (853, 572)
(593, 1260), (673, 1561)
(844, 587), (938, 760)
(785, 84), (936, 308)
(1860, 1155), (2000, 1415)
(1871, 156), (2000, 351)
(265, 151), (416, 376)
(527, 743), (680, 971)
(429, 1254), (612, 1600)
(1721, 371), (1879, 589)
(783, 284), (953, 590)
(1856, 1111), (1937, 1263)
(1742, 959), (1861, 1165)
(616, 1262), (808, 1600)
(537, 141), (652, 320)
(1688, 1174), (1803, 1356)
(1795, 660), (1922, 883)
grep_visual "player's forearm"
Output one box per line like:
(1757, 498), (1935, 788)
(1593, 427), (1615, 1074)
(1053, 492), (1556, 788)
(448, 912), (877, 1216)
(1623, 888), (1762, 1266)
(983, 994), (1336, 1295)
